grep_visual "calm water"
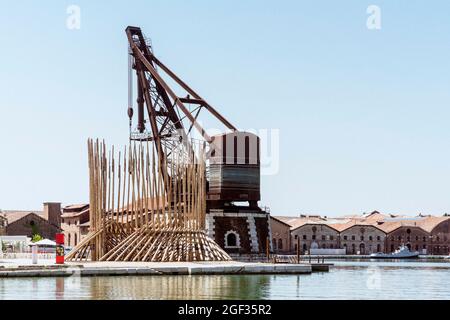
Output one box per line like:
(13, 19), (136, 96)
(1, 260), (450, 300)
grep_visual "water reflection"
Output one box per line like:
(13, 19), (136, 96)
(87, 275), (271, 300)
(1, 261), (450, 300)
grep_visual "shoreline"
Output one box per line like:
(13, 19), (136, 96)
(0, 261), (318, 278)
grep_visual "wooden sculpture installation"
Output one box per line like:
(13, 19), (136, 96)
(66, 139), (231, 262)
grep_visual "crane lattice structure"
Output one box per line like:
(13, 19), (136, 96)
(65, 26), (236, 262)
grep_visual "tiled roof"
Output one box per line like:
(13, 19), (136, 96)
(61, 208), (89, 218)
(272, 213), (450, 234)
(270, 216), (293, 227)
(63, 204), (89, 211)
(1, 211), (43, 224)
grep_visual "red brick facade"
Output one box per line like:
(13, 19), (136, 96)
(6, 213), (61, 240)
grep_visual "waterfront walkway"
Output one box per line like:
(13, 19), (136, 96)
(0, 259), (314, 278)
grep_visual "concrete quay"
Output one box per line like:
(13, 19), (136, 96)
(0, 260), (317, 278)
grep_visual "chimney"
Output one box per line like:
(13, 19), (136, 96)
(43, 202), (62, 227)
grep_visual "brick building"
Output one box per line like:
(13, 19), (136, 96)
(270, 216), (292, 253)
(207, 209), (271, 254)
(291, 222), (340, 254)
(61, 204), (89, 247)
(2, 203), (62, 239)
(429, 217), (450, 255)
(339, 223), (386, 254)
(0, 214), (6, 235)
(275, 212), (450, 255)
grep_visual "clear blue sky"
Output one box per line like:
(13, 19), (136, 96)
(1, 1), (449, 216)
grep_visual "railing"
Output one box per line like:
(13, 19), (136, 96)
(1, 252), (55, 260)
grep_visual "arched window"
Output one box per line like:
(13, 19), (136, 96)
(272, 238), (277, 250)
(228, 233), (237, 246)
(359, 243), (365, 254)
(278, 239), (283, 250)
(224, 231), (240, 248)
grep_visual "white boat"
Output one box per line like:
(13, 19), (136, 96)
(370, 245), (420, 259)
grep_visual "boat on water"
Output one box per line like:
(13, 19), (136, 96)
(370, 245), (420, 259)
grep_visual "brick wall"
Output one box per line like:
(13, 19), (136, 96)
(213, 216), (251, 253)
(7, 213), (61, 240)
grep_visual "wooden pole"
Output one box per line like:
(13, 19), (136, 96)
(66, 138), (232, 262)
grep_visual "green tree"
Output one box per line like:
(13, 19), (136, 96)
(31, 234), (43, 243)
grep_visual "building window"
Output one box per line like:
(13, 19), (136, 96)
(74, 234), (77, 246)
(272, 238), (277, 250)
(377, 244), (381, 252)
(343, 235), (348, 240)
(377, 236), (381, 241)
(352, 235), (355, 241)
(294, 235), (298, 240)
(278, 239), (283, 250)
(312, 235), (316, 240)
(303, 235), (307, 240)
(415, 236), (419, 241)
(398, 236), (402, 241)
(322, 235), (326, 241)
(224, 231), (240, 248)
(361, 236), (364, 241)
(391, 244), (394, 252)
(423, 236), (427, 242)
(322, 244), (326, 249)
(68, 233), (71, 246)
(369, 236), (373, 241)
(330, 244), (334, 249)
(330, 235), (334, 241)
